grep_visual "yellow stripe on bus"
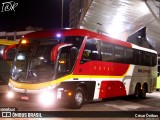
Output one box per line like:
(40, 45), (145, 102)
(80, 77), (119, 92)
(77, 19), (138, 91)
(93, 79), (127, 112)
(9, 72), (130, 90)
(9, 64), (130, 90)
(9, 75), (70, 90)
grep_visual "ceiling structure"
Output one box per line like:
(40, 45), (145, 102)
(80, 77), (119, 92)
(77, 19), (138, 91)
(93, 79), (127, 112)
(79, 0), (160, 55)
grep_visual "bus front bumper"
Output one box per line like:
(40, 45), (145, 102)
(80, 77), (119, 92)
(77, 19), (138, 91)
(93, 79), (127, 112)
(7, 87), (73, 106)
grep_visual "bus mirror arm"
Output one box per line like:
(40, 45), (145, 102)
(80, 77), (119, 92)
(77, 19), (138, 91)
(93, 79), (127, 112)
(51, 46), (58, 61)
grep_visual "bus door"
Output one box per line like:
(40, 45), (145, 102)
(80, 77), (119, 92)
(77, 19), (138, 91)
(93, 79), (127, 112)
(81, 38), (101, 99)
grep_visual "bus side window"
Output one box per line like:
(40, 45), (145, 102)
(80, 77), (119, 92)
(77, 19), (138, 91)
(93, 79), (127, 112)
(133, 49), (140, 65)
(114, 45), (125, 63)
(126, 48), (133, 64)
(145, 52), (152, 66)
(140, 51), (145, 66)
(58, 52), (70, 73)
(81, 50), (91, 62)
(81, 39), (101, 64)
(101, 41), (114, 62)
(151, 53), (157, 67)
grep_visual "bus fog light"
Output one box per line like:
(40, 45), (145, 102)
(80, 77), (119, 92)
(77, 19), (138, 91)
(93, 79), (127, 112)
(68, 92), (72, 96)
(38, 91), (55, 106)
(7, 91), (14, 98)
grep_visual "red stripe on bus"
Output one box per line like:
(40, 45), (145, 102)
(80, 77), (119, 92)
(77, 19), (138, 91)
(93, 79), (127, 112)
(73, 61), (129, 76)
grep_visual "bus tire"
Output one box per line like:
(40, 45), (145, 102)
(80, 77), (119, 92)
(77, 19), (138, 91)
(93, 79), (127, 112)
(140, 85), (147, 99)
(134, 85), (141, 99)
(71, 87), (85, 109)
(140, 87), (146, 98)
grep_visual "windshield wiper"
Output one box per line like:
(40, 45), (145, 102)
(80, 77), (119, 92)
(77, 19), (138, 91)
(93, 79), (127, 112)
(26, 41), (40, 80)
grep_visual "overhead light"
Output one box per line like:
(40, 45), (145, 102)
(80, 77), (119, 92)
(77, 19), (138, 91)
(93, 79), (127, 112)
(56, 33), (61, 38)
(64, 28), (71, 29)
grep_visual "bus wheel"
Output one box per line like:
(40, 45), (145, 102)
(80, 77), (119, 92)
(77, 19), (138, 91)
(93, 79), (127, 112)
(71, 87), (84, 109)
(140, 87), (146, 99)
(134, 85), (141, 99)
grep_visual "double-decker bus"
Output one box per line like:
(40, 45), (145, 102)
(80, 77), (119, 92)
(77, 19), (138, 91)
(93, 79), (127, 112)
(6, 29), (157, 109)
(0, 40), (18, 85)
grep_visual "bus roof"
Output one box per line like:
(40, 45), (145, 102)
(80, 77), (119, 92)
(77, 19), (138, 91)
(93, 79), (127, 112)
(24, 29), (131, 47)
(132, 44), (157, 54)
(24, 29), (157, 54)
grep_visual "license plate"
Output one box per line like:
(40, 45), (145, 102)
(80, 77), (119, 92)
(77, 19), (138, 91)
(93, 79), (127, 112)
(21, 96), (29, 100)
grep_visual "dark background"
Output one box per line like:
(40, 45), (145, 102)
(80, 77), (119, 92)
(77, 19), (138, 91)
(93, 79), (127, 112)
(0, 0), (71, 31)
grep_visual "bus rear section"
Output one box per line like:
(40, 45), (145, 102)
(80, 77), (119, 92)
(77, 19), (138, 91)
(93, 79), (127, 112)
(6, 29), (157, 109)
(157, 59), (160, 91)
(73, 38), (157, 100)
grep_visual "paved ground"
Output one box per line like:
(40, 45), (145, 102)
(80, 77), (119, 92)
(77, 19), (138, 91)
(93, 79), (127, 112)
(0, 85), (160, 120)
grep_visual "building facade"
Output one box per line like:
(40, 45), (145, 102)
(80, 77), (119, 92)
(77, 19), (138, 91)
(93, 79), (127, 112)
(69, 0), (92, 28)
(0, 26), (42, 41)
(0, 31), (34, 41)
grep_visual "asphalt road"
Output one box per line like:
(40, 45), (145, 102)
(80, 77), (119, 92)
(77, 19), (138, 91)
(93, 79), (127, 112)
(0, 85), (160, 111)
(0, 85), (160, 119)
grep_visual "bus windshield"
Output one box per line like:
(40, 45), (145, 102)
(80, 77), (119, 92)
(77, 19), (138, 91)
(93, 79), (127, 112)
(11, 38), (59, 83)
(11, 36), (84, 83)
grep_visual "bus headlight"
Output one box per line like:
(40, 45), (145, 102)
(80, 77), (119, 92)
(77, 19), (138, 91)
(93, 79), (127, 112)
(7, 91), (14, 99)
(38, 91), (55, 106)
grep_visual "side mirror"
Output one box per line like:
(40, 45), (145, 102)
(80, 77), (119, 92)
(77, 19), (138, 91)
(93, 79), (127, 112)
(70, 47), (78, 68)
(3, 44), (17, 61)
(50, 43), (73, 61)
(70, 47), (78, 54)
(70, 47), (78, 60)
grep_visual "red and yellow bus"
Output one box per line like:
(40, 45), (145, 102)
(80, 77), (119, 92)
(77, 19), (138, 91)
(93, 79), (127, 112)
(6, 29), (157, 109)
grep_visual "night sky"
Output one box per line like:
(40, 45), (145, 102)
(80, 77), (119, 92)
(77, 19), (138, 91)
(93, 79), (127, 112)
(0, 0), (71, 31)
